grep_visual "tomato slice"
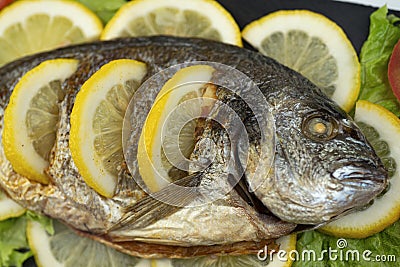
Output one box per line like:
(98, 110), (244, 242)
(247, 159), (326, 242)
(0, 0), (13, 10)
(388, 39), (400, 101)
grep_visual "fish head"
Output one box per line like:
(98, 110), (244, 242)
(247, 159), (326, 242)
(252, 98), (388, 225)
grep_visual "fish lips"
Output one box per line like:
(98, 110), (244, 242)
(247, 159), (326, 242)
(330, 161), (388, 208)
(260, 160), (388, 225)
(332, 162), (387, 188)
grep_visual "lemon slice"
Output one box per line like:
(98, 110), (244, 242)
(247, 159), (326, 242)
(3, 59), (79, 184)
(27, 218), (296, 267)
(166, 234), (297, 266)
(101, 0), (242, 46)
(320, 100), (400, 238)
(0, 189), (25, 220)
(137, 65), (215, 192)
(118, 236), (296, 267)
(70, 59), (147, 198)
(27, 219), (139, 267)
(133, 259), (173, 267)
(265, 234), (296, 267)
(0, 0), (103, 66)
(242, 10), (360, 112)
(264, 234), (297, 267)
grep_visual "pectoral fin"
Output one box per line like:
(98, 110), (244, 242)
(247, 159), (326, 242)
(109, 172), (203, 231)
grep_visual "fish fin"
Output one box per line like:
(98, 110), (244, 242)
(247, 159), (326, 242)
(292, 224), (322, 232)
(230, 174), (272, 215)
(229, 174), (252, 205)
(229, 133), (272, 215)
(109, 172), (203, 231)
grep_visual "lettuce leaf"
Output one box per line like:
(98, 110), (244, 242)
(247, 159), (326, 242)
(26, 211), (54, 235)
(358, 6), (400, 116)
(75, 0), (127, 24)
(293, 220), (400, 266)
(0, 211), (54, 267)
(0, 216), (32, 267)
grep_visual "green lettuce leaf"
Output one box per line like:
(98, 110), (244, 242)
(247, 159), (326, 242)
(75, 0), (127, 24)
(0, 216), (32, 267)
(358, 5), (400, 116)
(26, 211), (54, 235)
(293, 220), (400, 266)
(0, 210), (54, 267)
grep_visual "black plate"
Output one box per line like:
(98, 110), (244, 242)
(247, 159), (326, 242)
(219, 0), (399, 54)
(22, 1), (398, 266)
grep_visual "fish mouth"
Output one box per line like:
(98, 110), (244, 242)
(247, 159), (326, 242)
(332, 162), (388, 191)
(286, 163), (388, 225)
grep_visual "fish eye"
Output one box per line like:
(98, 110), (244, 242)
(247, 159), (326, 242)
(302, 113), (338, 141)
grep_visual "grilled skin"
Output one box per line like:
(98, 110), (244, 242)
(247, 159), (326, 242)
(0, 36), (387, 257)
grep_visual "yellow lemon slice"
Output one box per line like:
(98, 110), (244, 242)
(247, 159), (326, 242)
(0, 0), (103, 66)
(26, 219), (139, 267)
(242, 10), (360, 112)
(264, 234), (297, 267)
(146, 234), (297, 266)
(101, 0), (242, 46)
(320, 100), (400, 238)
(137, 65), (215, 192)
(27, 217), (296, 267)
(70, 59), (147, 198)
(0, 189), (25, 220)
(3, 59), (79, 184)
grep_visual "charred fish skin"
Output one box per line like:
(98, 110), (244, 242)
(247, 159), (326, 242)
(0, 36), (387, 242)
(0, 36), (299, 253)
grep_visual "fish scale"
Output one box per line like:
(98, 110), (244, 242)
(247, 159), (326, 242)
(0, 36), (387, 258)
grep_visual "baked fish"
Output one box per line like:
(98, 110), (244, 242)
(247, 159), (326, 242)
(0, 36), (387, 258)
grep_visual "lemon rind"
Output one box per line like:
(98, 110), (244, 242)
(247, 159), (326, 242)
(268, 234), (297, 267)
(0, 194), (26, 220)
(27, 220), (64, 267)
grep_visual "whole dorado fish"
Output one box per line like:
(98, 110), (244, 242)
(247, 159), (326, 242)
(0, 36), (387, 257)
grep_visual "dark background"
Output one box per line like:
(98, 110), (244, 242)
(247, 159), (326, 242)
(23, 0), (399, 266)
(218, 0), (399, 55)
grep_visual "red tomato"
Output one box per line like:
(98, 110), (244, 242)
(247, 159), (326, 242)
(388, 39), (400, 101)
(0, 0), (13, 10)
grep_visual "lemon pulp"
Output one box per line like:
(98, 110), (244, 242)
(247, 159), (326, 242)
(28, 218), (296, 267)
(101, 0), (242, 46)
(27, 219), (139, 267)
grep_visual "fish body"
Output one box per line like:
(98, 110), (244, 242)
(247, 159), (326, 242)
(0, 36), (387, 257)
